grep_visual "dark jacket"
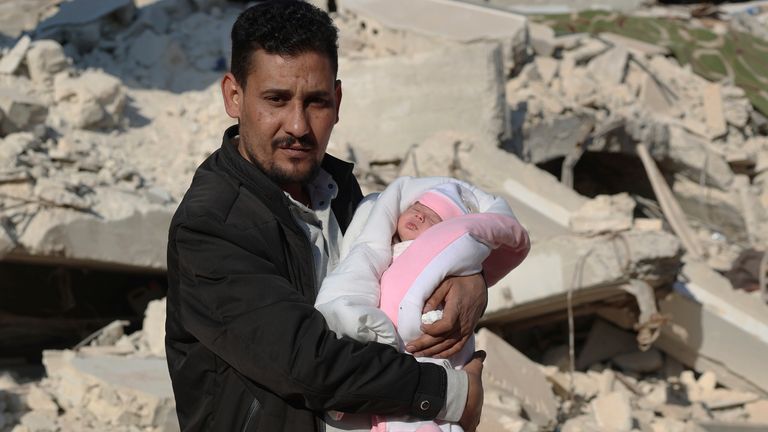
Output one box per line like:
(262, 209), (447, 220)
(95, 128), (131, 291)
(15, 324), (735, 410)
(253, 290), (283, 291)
(166, 125), (447, 431)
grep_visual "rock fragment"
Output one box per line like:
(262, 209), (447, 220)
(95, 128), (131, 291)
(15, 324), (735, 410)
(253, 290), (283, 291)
(0, 35), (31, 75)
(0, 87), (48, 135)
(25, 40), (69, 84)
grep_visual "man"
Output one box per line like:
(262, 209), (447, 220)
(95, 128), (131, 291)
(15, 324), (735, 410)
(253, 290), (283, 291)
(166, 2), (487, 431)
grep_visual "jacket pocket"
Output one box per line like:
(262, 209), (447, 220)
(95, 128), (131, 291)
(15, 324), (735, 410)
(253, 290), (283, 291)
(242, 397), (261, 432)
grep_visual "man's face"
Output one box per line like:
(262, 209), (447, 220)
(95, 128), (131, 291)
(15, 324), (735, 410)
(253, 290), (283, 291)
(396, 202), (443, 242)
(222, 50), (341, 190)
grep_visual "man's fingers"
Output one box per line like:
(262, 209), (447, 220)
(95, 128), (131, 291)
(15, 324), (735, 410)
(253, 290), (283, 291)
(420, 316), (455, 337)
(423, 282), (450, 313)
(405, 333), (444, 354)
(412, 336), (459, 358)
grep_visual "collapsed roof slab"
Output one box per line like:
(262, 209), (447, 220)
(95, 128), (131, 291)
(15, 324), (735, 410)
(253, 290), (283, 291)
(10, 204), (172, 272)
(332, 43), (509, 163)
(483, 229), (682, 326)
(656, 261), (768, 396)
(338, 0), (527, 72)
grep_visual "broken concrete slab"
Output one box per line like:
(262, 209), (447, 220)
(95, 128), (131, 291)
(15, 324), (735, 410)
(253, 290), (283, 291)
(672, 176), (748, 244)
(332, 43), (507, 163)
(587, 46), (629, 86)
(656, 261), (768, 396)
(485, 229), (681, 326)
(666, 127), (734, 191)
(637, 143), (706, 260)
(0, 34), (31, 75)
(42, 349), (178, 431)
(13, 198), (172, 271)
(475, 328), (558, 428)
(338, 0), (527, 72)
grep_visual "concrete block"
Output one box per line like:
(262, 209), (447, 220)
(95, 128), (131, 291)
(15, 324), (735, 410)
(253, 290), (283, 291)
(529, 23), (556, 57)
(570, 193), (635, 235)
(25, 40), (68, 84)
(53, 70), (126, 129)
(475, 328), (558, 427)
(340, 0), (527, 71)
(0, 35), (31, 75)
(533, 57), (559, 86)
(141, 298), (166, 357)
(333, 43), (508, 162)
(0, 88), (48, 134)
(591, 391), (633, 432)
(24, 387), (57, 414)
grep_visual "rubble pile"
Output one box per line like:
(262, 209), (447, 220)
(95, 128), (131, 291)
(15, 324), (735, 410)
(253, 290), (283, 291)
(0, 0), (767, 431)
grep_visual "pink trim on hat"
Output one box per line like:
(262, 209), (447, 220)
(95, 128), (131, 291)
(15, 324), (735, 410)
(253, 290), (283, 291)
(418, 191), (465, 221)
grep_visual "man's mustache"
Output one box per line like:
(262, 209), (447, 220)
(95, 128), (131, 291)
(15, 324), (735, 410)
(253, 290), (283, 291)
(273, 136), (316, 149)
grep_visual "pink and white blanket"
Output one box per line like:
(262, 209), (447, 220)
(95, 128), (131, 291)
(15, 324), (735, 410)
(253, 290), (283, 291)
(315, 176), (530, 431)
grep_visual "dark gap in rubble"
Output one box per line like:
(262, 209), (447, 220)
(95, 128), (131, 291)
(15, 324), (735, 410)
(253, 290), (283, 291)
(537, 151), (658, 204)
(0, 261), (166, 362)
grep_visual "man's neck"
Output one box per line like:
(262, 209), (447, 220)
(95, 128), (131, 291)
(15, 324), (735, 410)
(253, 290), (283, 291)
(283, 183), (311, 208)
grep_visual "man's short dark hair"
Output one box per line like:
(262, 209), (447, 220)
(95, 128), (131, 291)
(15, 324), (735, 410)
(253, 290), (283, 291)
(230, 1), (339, 88)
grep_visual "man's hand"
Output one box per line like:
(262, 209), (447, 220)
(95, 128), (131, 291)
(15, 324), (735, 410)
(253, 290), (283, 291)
(405, 273), (487, 358)
(459, 350), (485, 432)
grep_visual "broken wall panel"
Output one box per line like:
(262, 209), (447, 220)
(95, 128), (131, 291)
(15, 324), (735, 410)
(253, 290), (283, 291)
(656, 261), (768, 396)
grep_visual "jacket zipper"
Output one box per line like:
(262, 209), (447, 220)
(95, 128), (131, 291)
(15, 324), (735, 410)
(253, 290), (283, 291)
(241, 398), (260, 432)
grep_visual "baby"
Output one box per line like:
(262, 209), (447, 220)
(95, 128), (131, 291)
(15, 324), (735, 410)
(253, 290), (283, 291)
(316, 177), (530, 432)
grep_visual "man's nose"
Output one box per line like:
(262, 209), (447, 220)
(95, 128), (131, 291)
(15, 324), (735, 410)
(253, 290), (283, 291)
(285, 102), (310, 138)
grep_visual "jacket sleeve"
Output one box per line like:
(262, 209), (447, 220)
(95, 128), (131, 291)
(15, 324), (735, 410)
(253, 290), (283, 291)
(172, 215), (447, 419)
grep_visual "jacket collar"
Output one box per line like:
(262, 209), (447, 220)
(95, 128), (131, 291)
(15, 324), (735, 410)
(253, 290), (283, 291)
(218, 125), (355, 230)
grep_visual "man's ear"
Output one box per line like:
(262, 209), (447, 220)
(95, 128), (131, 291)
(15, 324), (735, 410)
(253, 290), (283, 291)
(334, 79), (342, 124)
(222, 73), (242, 119)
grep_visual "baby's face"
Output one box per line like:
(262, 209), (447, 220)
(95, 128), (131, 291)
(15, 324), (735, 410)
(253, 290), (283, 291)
(396, 202), (442, 241)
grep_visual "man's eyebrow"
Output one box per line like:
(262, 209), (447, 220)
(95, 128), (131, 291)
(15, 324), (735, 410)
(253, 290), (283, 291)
(305, 89), (332, 98)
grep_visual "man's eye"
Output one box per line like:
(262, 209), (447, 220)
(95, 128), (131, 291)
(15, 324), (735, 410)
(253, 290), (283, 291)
(265, 95), (285, 103)
(309, 98), (331, 107)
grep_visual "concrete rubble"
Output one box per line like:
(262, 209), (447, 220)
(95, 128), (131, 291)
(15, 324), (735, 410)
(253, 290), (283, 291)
(0, 0), (767, 431)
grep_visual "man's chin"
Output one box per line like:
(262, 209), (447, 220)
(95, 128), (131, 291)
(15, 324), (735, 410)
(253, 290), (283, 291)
(267, 162), (320, 187)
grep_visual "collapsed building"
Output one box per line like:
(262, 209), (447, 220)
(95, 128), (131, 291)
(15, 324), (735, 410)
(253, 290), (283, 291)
(0, 0), (767, 431)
